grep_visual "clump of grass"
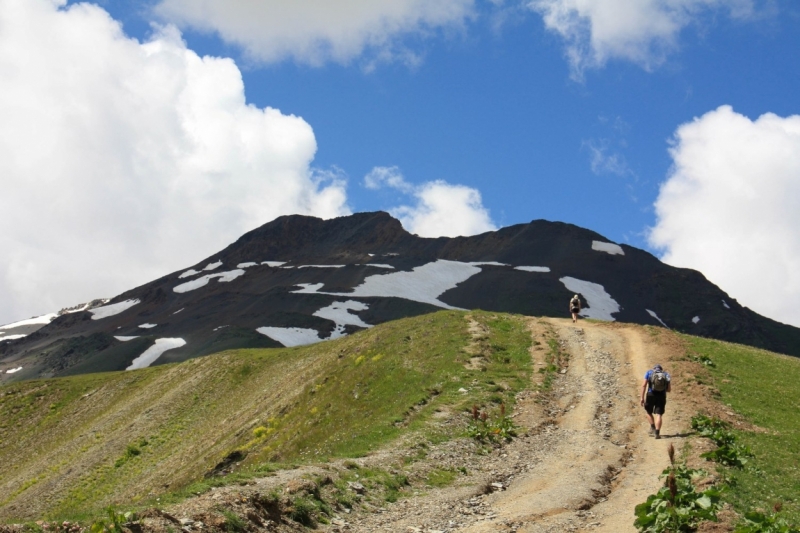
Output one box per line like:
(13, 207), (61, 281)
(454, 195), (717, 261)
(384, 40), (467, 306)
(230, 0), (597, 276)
(219, 509), (246, 533)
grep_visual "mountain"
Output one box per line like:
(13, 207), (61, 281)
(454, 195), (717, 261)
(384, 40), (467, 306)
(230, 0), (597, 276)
(2, 211), (798, 382)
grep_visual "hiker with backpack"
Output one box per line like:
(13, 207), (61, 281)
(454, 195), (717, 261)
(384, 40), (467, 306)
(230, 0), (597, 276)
(569, 295), (581, 323)
(641, 364), (671, 439)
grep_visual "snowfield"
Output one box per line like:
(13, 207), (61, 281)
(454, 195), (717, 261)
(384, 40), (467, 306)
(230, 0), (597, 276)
(515, 266), (550, 272)
(0, 334), (26, 342)
(89, 299), (140, 320)
(313, 300), (372, 329)
(173, 269), (245, 293)
(559, 277), (621, 321)
(126, 338), (186, 370)
(592, 241), (625, 256)
(292, 260), (485, 309)
(256, 327), (322, 347)
(258, 301), (373, 348)
(0, 313), (57, 330)
(646, 309), (669, 328)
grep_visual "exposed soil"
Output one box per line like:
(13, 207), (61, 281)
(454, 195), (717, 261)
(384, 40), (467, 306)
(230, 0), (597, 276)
(1, 318), (730, 533)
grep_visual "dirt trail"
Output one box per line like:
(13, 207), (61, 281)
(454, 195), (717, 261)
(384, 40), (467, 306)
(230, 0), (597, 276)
(342, 318), (692, 533)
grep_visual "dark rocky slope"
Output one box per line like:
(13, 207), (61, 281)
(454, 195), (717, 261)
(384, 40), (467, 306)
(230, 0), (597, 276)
(2, 211), (797, 382)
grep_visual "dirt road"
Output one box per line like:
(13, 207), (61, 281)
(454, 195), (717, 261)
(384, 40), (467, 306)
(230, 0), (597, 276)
(344, 318), (692, 533)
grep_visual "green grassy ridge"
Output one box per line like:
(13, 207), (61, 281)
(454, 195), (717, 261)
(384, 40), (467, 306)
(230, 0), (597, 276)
(0, 310), (532, 522)
(683, 335), (800, 522)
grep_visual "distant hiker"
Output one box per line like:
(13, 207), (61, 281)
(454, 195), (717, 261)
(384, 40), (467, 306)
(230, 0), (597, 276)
(570, 294), (581, 323)
(641, 364), (671, 439)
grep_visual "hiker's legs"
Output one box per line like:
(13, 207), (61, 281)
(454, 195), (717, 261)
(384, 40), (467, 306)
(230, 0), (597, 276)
(653, 414), (663, 431)
(571, 311), (578, 323)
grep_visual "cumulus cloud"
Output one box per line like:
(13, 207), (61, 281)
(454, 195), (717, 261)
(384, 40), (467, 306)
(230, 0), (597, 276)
(154, 0), (476, 67)
(364, 167), (496, 238)
(649, 105), (800, 327)
(529, 0), (755, 79)
(0, 0), (349, 325)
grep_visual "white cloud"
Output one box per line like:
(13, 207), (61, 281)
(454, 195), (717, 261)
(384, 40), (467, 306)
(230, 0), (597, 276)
(0, 0), (350, 325)
(649, 105), (800, 327)
(529, 0), (755, 79)
(154, 0), (476, 67)
(364, 167), (496, 238)
(364, 166), (414, 193)
(584, 139), (632, 176)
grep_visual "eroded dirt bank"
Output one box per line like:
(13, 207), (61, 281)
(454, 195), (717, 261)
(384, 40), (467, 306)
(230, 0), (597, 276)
(337, 318), (693, 533)
(2, 318), (701, 533)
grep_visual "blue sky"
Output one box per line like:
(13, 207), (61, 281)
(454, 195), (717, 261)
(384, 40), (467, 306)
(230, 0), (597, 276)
(1, 0), (799, 327)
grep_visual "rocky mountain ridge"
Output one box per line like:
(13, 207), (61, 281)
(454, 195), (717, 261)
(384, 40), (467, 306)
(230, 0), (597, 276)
(2, 211), (798, 382)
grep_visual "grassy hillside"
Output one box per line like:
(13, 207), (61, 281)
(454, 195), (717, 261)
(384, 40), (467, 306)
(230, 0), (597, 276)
(683, 335), (800, 522)
(0, 310), (532, 522)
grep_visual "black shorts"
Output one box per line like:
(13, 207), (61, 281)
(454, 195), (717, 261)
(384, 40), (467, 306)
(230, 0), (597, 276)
(644, 393), (667, 415)
(571, 308), (580, 314)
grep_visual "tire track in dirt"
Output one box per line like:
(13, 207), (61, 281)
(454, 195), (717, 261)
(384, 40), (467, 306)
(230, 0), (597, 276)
(461, 319), (680, 533)
(340, 318), (686, 533)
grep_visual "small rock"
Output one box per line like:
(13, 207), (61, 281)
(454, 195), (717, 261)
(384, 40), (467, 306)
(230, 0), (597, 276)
(179, 519), (194, 527)
(490, 482), (504, 491)
(331, 518), (346, 526)
(560, 368), (567, 374)
(348, 481), (366, 494)
(458, 388), (468, 393)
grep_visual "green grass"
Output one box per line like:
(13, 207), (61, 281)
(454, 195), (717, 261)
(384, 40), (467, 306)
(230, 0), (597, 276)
(0, 310), (532, 522)
(684, 336), (800, 521)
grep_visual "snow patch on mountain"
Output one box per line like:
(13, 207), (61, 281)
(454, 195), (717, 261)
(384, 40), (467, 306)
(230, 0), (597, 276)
(313, 301), (372, 329)
(114, 336), (139, 342)
(722, 300), (730, 309)
(0, 313), (57, 330)
(0, 335), (26, 342)
(292, 260), (483, 309)
(297, 265), (345, 269)
(89, 299), (140, 320)
(237, 262), (258, 268)
(179, 269), (201, 279)
(262, 261), (286, 267)
(173, 269), (246, 293)
(592, 241), (625, 256)
(365, 264), (395, 269)
(646, 309), (669, 328)
(256, 327), (322, 347)
(559, 277), (621, 321)
(294, 283), (325, 294)
(5, 367), (22, 374)
(126, 338), (187, 370)
(692, 316), (700, 324)
(204, 261), (223, 271)
(139, 323), (157, 329)
(468, 262), (508, 267)
(515, 266), (551, 273)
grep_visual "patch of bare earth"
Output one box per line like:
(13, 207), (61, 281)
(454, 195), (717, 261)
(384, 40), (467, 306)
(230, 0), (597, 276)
(10, 318), (735, 533)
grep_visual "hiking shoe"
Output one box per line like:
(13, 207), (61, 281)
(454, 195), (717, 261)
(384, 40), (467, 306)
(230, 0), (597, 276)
(649, 426), (656, 436)
(655, 431), (661, 440)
